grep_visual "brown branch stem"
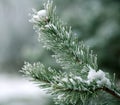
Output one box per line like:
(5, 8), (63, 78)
(102, 87), (120, 99)
(61, 86), (120, 99)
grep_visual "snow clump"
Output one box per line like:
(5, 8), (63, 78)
(87, 66), (111, 87)
(29, 9), (47, 23)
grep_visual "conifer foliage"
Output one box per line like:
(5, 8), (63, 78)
(21, 1), (120, 105)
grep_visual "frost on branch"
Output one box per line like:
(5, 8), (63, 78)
(22, 1), (120, 105)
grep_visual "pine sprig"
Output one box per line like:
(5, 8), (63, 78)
(31, 1), (98, 72)
(22, 0), (120, 105)
(21, 62), (61, 88)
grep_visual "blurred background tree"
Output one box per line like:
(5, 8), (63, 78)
(54, 0), (120, 76)
(0, 0), (120, 105)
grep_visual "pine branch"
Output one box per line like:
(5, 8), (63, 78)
(21, 63), (120, 104)
(29, 1), (98, 73)
(21, 0), (120, 105)
(21, 62), (61, 88)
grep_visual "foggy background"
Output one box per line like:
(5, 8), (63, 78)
(0, 0), (120, 105)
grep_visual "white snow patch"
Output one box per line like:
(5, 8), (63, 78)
(29, 9), (47, 23)
(87, 66), (111, 87)
(37, 10), (47, 17)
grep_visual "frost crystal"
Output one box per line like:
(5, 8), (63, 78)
(45, 24), (57, 31)
(74, 76), (83, 82)
(57, 94), (64, 100)
(62, 77), (68, 82)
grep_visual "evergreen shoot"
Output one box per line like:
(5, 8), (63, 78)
(21, 1), (120, 105)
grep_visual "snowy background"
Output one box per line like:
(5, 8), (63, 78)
(0, 0), (51, 105)
(0, 74), (48, 105)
